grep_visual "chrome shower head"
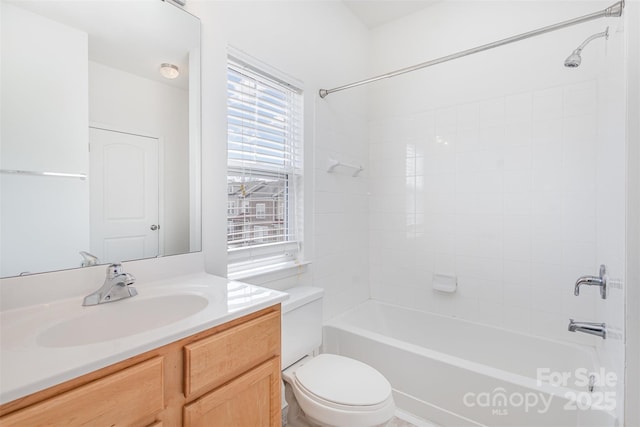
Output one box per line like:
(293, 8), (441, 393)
(564, 50), (582, 68)
(564, 27), (609, 68)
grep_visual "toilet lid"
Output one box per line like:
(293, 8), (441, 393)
(294, 354), (391, 406)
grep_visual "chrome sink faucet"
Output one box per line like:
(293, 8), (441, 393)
(82, 263), (137, 306)
(568, 319), (607, 339)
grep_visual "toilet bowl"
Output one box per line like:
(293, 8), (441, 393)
(282, 354), (395, 427)
(281, 287), (395, 427)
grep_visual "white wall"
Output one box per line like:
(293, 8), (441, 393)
(88, 61), (190, 256)
(187, 0), (371, 320)
(624, 2), (640, 425)
(368, 1), (625, 343)
(0, 3), (89, 276)
(594, 15), (626, 423)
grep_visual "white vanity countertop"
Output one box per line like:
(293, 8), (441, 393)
(0, 272), (288, 405)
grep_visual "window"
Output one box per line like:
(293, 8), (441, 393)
(255, 203), (266, 220)
(226, 55), (303, 277)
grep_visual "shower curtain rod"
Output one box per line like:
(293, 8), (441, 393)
(319, 1), (624, 99)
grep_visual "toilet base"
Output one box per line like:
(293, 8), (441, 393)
(285, 382), (318, 427)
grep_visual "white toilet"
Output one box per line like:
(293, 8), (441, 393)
(281, 287), (395, 427)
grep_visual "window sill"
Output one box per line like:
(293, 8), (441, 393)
(227, 260), (311, 282)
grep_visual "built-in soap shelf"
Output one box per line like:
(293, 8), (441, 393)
(433, 273), (457, 293)
(327, 158), (363, 177)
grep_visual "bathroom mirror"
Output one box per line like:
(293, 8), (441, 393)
(0, 0), (201, 278)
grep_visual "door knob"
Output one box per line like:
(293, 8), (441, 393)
(150, 224), (159, 231)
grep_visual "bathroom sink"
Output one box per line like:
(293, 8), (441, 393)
(37, 294), (209, 347)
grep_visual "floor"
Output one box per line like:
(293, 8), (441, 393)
(385, 411), (433, 427)
(286, 412), (422, 427)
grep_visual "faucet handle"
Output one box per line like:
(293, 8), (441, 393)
(574, 264), (607, 299)
(79, 251), (99, 267)
(106, 263), (124, 278)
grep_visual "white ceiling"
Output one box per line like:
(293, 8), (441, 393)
(12, 0), (199, 90)
(343, 0), (440, 29)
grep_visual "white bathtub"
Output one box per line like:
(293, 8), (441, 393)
(323, 300), (617, 427)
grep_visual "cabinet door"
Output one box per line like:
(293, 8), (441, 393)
(184, 310), (280, 398)
(183, 358), (281, 427)
(0, 357), (163, 426)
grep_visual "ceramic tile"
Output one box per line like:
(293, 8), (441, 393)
(503, 284), (532, 308)
(503, 237), (531, 261)
(503, 170), (531, 193)
(456, 129), (480, 152)
(531, 118), (562, 146)
(504, 192), (531, 215)
(456, 192), (503, 215)
(563, 80), (597, 117)
(479, 97), (505, 128)
(505, 121), (532, 146)
(477, 126), (506, 151)
(456, 170), (503, 193)
(532, 87), (563, 121)
(503, 260), (532, 285)
(503, 145), (531, 170)
(435, 106), (457, 130)
(505, 92), (533, 124)
(457, 102), (479, 131)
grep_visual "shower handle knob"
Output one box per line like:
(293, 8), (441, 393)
(150, 224), (160, 231)
(574, 264), (607, 299)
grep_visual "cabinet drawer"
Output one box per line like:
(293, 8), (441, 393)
(183, 357), (281, 427)
(1, 357), (164, 426)
(184, 310), (280, 397)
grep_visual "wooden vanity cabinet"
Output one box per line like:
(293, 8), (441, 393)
(0, 357), (164, 427)
(183, 358), (281, 426)
(0, 304), (282, 427)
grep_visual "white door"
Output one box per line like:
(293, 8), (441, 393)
(89, 127), (160, 264)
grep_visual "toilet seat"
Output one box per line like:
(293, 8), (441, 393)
(295, 354), (392, 406)
(283, 354), (395, 427)
(293, 376), (393, 412)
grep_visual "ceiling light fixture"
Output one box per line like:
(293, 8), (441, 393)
(160, 63), (179, 79)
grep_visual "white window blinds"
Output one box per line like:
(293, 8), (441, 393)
(226, 57), (303, 273)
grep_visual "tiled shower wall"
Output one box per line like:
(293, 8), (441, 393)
(369, 82), (600, 343)
(313, 98), (371, 320)
(367, 0), (625, 347)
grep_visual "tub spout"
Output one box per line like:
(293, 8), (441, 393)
(568, 319), (606, 339)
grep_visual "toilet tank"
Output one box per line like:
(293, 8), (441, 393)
(281, 286), (323, 369)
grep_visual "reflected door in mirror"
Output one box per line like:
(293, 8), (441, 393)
(89, 127), (160, 264)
